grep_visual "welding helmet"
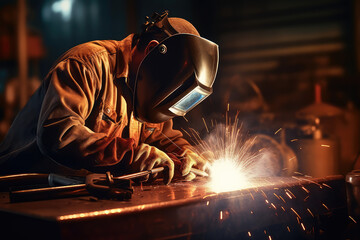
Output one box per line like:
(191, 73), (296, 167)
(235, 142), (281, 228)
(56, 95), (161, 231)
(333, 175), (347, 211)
(134, 33), (219, 123)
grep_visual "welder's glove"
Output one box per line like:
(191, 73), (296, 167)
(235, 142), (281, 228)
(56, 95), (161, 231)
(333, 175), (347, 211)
(181, 149), (210, 181)
(132, 143), (175, 185)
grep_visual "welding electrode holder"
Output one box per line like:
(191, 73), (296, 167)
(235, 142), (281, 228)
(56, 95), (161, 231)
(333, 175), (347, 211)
(85, 172), (133, 200)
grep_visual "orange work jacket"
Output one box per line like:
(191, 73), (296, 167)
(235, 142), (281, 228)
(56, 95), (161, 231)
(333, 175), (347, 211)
(0, 34), (191, 175)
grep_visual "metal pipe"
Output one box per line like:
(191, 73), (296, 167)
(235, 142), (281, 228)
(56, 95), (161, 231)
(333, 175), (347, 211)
(17, 0), (28, 108)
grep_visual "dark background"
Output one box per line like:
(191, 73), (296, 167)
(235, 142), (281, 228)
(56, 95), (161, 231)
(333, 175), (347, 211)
(1, 0), (360, 175)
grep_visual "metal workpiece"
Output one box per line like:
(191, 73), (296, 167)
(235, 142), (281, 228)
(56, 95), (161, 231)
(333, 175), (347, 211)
(0, 176), (347, 239)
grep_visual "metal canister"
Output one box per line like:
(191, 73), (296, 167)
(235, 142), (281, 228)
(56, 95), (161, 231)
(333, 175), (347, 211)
(291, 138), (340, 177)
(346, 170), (360, 217)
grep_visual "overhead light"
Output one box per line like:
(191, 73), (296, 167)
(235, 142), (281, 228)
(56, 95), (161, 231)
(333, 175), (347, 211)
(51, 0), (74, 21)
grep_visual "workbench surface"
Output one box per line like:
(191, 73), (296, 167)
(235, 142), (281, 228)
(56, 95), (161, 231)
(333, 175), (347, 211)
(0, 176), (349, 239)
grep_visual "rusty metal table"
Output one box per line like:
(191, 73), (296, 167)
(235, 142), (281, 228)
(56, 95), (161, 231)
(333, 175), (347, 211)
(0, 176), (348, 239)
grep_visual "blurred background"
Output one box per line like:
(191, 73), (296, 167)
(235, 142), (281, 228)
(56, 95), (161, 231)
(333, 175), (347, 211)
(1, 0), (360, 176)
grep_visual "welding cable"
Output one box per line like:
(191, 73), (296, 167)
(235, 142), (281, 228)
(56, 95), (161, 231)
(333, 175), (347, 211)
(0, 173), (49, 191)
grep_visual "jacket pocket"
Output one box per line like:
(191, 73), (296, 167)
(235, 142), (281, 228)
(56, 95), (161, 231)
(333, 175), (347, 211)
(96, 108), (123, 137)
(102, 112), (116, 124)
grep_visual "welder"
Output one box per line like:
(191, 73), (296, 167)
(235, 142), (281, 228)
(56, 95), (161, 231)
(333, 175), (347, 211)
(0, 11), (219, 184)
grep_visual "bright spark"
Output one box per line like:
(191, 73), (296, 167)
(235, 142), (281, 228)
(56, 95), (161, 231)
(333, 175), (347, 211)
(201, 121), (260, 193)
(274, 128), (282, 135)
(322, 203), (329, 211)
(322, 183), (332, 189)
(301, 222), (306, 231)
(285, 191), (293, 199)
(291, 208), (301, 219)
(195, 117), (281, 193)
(301, 186), (310, 193)
(349, 215), (357, 223)
(307, 208), (314, 218)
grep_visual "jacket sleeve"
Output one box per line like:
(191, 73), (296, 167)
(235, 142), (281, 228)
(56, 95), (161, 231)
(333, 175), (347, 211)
(143, 120), (194, 156)
(37, 59), (135, 172)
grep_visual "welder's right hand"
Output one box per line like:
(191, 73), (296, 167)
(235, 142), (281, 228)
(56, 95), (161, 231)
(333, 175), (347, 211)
(132, 143), (175, 185)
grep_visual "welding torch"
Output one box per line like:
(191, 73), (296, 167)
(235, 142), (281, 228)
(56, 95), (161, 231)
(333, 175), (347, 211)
(6, 167), (208, 203)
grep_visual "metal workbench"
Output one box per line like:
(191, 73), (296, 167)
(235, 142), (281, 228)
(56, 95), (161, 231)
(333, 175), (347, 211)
(0, 176), (348, 239)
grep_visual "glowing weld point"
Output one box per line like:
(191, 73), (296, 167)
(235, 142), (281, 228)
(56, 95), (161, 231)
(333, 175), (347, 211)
(208, 158), (250, 193)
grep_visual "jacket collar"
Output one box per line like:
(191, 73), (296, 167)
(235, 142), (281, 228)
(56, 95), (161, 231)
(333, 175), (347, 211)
(115, 34), (135, 79)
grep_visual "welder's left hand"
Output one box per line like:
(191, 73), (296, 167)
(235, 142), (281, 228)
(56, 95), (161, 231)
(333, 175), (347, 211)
(132, 143), (175, 185)
(181, 149), (209, 181)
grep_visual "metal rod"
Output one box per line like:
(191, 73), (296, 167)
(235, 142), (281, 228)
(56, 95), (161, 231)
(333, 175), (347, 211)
(113, 167), (165, 180)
